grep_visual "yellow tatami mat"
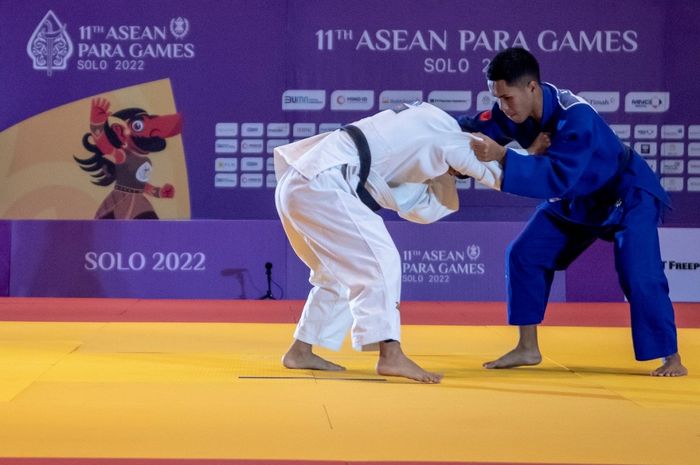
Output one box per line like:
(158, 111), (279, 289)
(0, 322), (698, 464)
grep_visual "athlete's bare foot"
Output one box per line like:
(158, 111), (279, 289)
(651, 353), (688, 377)
(282, 340), (345, 371)
(376, 340), (442, 383)
(483, 347), (542, 369)
(484, 324), (542, 369)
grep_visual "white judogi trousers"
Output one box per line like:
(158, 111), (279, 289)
(275, 165), (401, 351)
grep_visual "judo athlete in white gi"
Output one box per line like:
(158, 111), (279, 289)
(274, 101), (503, 383)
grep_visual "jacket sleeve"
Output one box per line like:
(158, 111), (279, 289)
(396, 174), (458, 224)
(443, 134), (503, 191)
(502, 105), (595, 199)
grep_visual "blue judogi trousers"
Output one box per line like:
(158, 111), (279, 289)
(506, 188), (678, 361)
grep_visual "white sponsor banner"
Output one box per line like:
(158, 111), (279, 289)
(378, 90), (423, 110)
(427, 90), (472, 112)
(625, 92), (670, 113)
(267, 123), (290, 137)
(282, 90), (326, 110)
(214, 173), (237, 188)
(215, 123), (238, 137)
(330, 90), (374, 111)
(241, 123), (264, 137)
(578, 91), (620, 112)
(215, 158), (237, 172)
(610, 124), (631, 139)
(319, 123), (342, 133)
(634, 124), (658, 139)
(659, 228), (700, 302)
(634, 141), (657, 157)
(215, 139), (238, 154)
(661, 124), (685, 139)
(293, 123), (316, 137)
(476, 91), (497, 111)
(661, 177), (684, 192)
(689, 125), (700, 140)
(241, 139), (264, 154)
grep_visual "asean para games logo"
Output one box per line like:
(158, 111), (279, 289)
(27, 10), (74, 76)
(467, 244), (481, 261)
(170, 17), (190, 39)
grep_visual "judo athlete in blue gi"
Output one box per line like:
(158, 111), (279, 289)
(464, 47), (687, 376)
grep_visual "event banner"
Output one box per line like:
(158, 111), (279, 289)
(1, 0), (699, 224)
(7, 219), (571, 301)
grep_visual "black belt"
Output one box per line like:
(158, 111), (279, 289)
(341, 124), (382, 211)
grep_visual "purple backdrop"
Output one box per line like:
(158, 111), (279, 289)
(9, 220), (287, 299)
(1, 0), (697, 302)
(2, 0), (699, 224)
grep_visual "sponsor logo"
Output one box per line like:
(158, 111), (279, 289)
(27, 10), (74, 76)
(660, 177), (684, 192)
(282, 90), (326, 110)
(241, 123), (264, 137)
(688, 125), (700, 140)
(215, 139), (238, 154)
(687, 177), (700, 192)
(241, 157), (264, 172)
(660, 160), (684, 174)
(241, 139), (264, 154)
(319, 123), (341, 133)
(169, 17), (190, 40)
(610, 124), (631, 139)
(378, 90), (423, 110)
(634, 124), (658, 139)
(267, 123), (290, 137)
(663, 261), (700, 271)
(215, 158), (238, 172)
(476, 91), (497, 111)
(688, 143), (700, 157)
(625, 92), (670, 113)
(330, 90), (374, 111)
(687, 160), (700, 174)
(455, 178), (472, 190)
(241, 173), (264, 188)
(215, 173), (238, 188)
(661, 142), (684, 157)
(634, 142), (657, 157)
(293, 123), (316, 137)
(266, 174), (278, 188)
(215, 123), (238, 137)
(267, 139), (289, 154)
(661, 125), (685, 139)
(578, 91), (619, 112)
(427, 91), (472, 112)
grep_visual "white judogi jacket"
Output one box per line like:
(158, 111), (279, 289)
(274, 102), (502, 224)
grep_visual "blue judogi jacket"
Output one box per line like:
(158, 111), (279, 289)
(458, 83), (670, 226)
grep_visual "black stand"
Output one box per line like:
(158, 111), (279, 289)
(260, 262), (276, 300)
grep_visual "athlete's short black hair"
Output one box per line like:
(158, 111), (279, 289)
(486, 47), (540, 86)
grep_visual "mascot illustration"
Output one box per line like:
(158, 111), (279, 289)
(74, 98), (183, 219)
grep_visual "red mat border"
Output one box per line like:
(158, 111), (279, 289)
(0, 459), (634, 465)
(0, 297), (699, 328)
